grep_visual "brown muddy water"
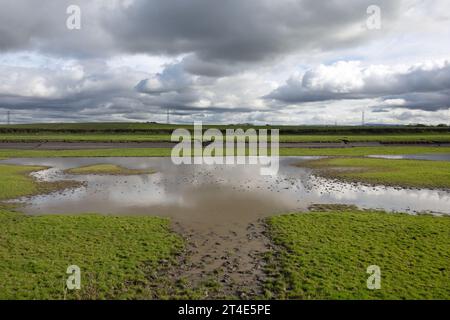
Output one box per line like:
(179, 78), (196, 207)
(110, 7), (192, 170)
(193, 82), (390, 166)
(3, 156), (450, 297)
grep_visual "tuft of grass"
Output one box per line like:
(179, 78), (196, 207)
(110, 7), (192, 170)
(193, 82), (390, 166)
(65, 164), (155, 176)
(299, 157), (450, 189)
(265, 210), (450, 299)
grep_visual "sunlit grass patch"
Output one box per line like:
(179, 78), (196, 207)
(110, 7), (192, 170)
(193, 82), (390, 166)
(0, 146), (450, 159)
(0, 164), (81, 201)
(265, 210), (450, 299)
(65, 164), (155, 176)
(0, 207), (184, 299)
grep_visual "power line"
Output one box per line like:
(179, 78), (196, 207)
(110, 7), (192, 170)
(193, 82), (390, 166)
(7, 110), (10, 125)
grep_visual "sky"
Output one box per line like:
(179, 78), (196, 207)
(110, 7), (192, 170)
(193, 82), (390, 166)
(0, 0), (449, 125)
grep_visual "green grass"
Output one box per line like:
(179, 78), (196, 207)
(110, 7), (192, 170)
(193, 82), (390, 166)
(0, 148), (173, 158)
(0, 164), (46, 200)
(2, 133), (450, 143)
(1, 122), (450, 142)
(1, 122), (449, 134)
(279, 134), (450, 143)
(0, 207), (184, 299)
(0, 134), (173, 142)
(280, 146), (450, 157)
(300, 157), (450, 189)
(265, 210), (450, 299)
(65, 164), (155, 176)
(1, 146), (450, 159)
(0, 164), (81, 201)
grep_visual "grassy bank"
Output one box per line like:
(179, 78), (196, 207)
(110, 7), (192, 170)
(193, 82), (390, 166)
(1, 146), (450, 159)
(0, 207), (184, 299)
(265, 209), (450, 299)
(0, 164), (81, 201)
(0, 164), (48, 200)
(300, 157), (450, 189)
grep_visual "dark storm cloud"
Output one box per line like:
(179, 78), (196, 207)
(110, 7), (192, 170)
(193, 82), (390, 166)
(266, 61), (450, 111)
(180, 54), (242, 78)
(0, 0), (399, 65)
(109, 0), (399, 63)
(0, 0), (114, 57)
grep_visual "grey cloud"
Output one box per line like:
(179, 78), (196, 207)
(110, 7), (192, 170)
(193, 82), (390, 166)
(1, 0), (449, 125)
(135, 63), (193, 94)
(105, 0), (399, 71)
(266, 61), (450, 111)
(0, 1), (400, 64)
(181, 54), (242, 78)
(377, 90), (450, 111)
(0, 58), (255, 123)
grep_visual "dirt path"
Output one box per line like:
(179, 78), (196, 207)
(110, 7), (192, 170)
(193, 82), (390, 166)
(169, 218), (271, 299)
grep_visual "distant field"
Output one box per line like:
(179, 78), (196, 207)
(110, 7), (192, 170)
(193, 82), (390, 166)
(1, 122), (449, 135)
(1, 122), (450, 144)
(1, 133), (450, 143)
(1, 146), (450, 158)
(279, 134), (450, 143)
(0, 134), (174, 142)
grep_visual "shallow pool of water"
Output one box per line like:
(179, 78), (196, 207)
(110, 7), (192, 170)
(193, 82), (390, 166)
(2, 157), (450, 226)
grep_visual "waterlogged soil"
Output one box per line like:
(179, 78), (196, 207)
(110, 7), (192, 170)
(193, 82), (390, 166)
(3, 156), (450, 297)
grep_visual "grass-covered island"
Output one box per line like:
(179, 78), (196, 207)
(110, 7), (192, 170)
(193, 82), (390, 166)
(265, 207), (450, 299)
(65, 164), (155, 176)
